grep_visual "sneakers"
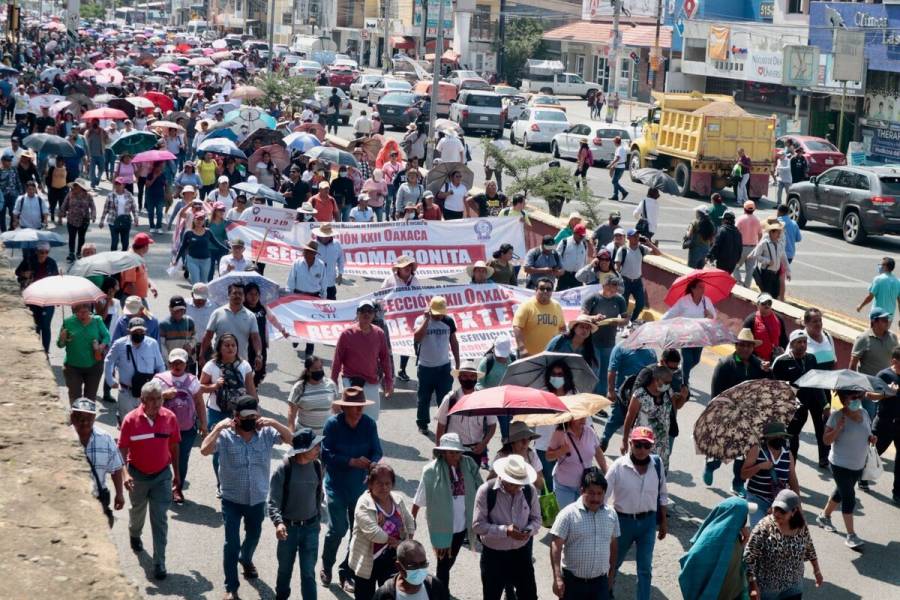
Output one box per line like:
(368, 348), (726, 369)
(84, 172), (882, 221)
(731, 483), (746, 498)
(397, 371), (410, 382)
(858, 480), (870, 491)
(845, 533), (864, 549)
(816, 514), (836, 532)
(702, 467), (713, 486)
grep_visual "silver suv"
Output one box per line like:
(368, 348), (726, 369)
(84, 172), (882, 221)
(449, 91), (504, 137)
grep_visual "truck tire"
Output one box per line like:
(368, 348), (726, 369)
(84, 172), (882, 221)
(628, 151), (642, 181)
(842, 209), (867, 245)
(674, 162), (692, 197)
(787, 196), (807, 228)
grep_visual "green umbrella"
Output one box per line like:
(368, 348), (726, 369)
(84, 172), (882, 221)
(111, 131), (158, 155)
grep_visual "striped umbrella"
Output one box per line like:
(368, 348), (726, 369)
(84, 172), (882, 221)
(22, 275), (105, 307)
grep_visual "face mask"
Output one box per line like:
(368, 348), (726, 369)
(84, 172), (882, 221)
(239, 418), (257, 432)
(848, 399), (862, 412)
(459, 378), (477, 391)
(877, 263), (885, 274)
(130, 333), (145, 344)
(404, 568), (428, 586)
(657, 383), (670, 393)
(310, 370), (325, 381)
(549, 376), (565, 389)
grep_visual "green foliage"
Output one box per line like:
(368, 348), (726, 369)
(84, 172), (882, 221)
(251, 72), (317, 113)
(80, 2), (105, 19)
(499, 18), (548, 87)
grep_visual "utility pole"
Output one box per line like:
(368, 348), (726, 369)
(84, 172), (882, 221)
(382, 0), (391, 71)
(266, 0), (274, 70)
(425, 0), (445, 167)
(608, 0), (622, 96)
(497, 0), (506, 81)
(650, 0), (662, 88)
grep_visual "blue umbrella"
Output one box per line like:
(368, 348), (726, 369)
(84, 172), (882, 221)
(207, 271), (281, 305)
(197, 137), (247, 159)
(233, 181), (285, 204)
(203, 128), (239, 142)
(1, 229), (66, 248)
(283, 132), (321, 153)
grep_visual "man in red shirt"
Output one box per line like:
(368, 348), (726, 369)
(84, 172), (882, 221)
(118, 379), (181, 580)
(311, 181), (339, 222)
(742, 293), (789, 362)
(331, 299), (393, 421)
(120, 232), (159, 299)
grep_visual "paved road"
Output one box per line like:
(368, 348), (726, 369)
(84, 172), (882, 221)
(347, 93), (900, 322)
(15, 121), (897, 599)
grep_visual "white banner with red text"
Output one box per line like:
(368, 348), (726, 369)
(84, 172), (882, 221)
(226, 217), (527, 279)
(267, 283), (600, 358)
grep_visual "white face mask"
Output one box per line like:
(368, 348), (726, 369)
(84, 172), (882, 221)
(549, 376), (565, 390)
(657, 383), (670, 393)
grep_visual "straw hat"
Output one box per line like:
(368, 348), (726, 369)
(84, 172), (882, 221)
(393, 255), (416, 270)
(466, 260), (494, 279)
(736, 328), (762, 346)
(69, 178), (91, 191)
(428, 296), (448, 316)
(332, 386), (374, 407)
(297, 201), (316, 214)
(312, 223), (335, 237)
(452, 359), (481, 376)
(494, 454), (537, 486)
(567, 313), (599, 334)
(764, 219), (784, 232)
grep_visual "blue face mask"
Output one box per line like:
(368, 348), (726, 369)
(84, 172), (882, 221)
(848, 399), (862, 412)
(404, 567), (428, 586)
(549, 376), (565, 390)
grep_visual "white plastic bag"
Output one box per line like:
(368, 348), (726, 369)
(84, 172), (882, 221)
(862, 444), (883, 482)
(166, 264), (180, 280)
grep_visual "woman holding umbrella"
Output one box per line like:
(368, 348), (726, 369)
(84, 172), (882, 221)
(545, 407), (608, 508)
(58, 178), (96, 261)
(113, 152), (136, 194)
(56, 302), (110, 403)
(546, 315), (599, 376)
(622, 365), (676, 470)
(740, 421), (800, 527)
(531, 360), (579, 493)
(663, 278), (717, 390)
(15, 241), (59, 352)
(252, 149), (279, 190)
(816, 389), (877, 549)
(489, 422), (546, 491)
(363, 169), (388, 222)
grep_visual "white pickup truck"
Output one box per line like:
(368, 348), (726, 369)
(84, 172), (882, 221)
(521, 72), (598, 98)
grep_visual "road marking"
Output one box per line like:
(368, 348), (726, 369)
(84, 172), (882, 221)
(786, 280), (870, 288)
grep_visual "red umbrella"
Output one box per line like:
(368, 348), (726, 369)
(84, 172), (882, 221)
(81, 107), (128, 120)
(448, 385), (568, 416)
(132, 149), (176, 163)
(664, 268), (736, 306)
(143, 91), (175, 112)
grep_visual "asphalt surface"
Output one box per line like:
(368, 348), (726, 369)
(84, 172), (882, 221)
(15, 113), (899, 600)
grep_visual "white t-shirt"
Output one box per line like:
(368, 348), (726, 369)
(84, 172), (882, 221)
(441, 182), (467, 212)
(202, 359), (253, 410)
(349, 206), (374, 222)
(220, 254), (250, 274)
(436, 136), (465, 163)
(207, 188), (237, 209)
(413, 463), (467, 534)
(113, 193), (130, 216)
(613, 145), (627, 169)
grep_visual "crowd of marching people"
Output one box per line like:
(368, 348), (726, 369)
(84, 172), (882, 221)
(3, 17), (900, 600)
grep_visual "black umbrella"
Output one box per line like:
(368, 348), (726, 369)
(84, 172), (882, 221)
(632, 168), (679, 194)
(22, 133), (76, 157)
(107, 98), (136, 119)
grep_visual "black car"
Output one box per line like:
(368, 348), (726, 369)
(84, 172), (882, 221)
(376, 92), (419, 130)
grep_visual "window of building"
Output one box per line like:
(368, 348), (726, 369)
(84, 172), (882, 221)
(282, 12), (292, 25)
(593, 55), (609, 91)
(684, 37), (706, 62)
(787, 0), (803, 15)
(575, 54), (585, 77)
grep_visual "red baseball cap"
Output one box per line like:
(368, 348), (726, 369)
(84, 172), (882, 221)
(132, 233), (155, 248)
(573, 223), (587, 236)
(630, 426), (655, 444)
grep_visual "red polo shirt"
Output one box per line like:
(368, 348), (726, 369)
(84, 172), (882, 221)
(118, 404), (181, 475)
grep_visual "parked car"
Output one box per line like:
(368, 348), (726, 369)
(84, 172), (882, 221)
(494, 84), (519, 96)
(326, 67), (355, 90)
(289, 60), (322, 79)
(501, 95), (527, 125)
(448, 70), (484, 86)
(509, 108), (571, 149)
(376, 92), (420, 129)
(350, 74), (384, 101)
(528, 94), (566, 112)
(457, 78), (493, 93)
(367, 78), (413, 105)
(313, 87), (352, 125)
(775, 135), (846, 176)
(786, 166), (900, 244)
(552, 125), (631, 165)
(449, 90), (504, 137)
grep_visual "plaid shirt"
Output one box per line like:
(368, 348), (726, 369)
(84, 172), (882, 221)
(84, 426), (125, 495)
(217, 426), (279, 506)
(100, 191), (138, 226)
(550, 498), (620, 579)
(0, 166), (22, 210)
(60, 191), (96, 228)
(357, 159), (372, 181)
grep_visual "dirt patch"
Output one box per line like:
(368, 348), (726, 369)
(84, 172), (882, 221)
(0, 264), (140, 600)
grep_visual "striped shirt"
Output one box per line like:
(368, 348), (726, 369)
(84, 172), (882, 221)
(83, 426), (125, 494)
(550, 499), (620, 579)
(288, 379), (339, 435)
(746, 445), (792, 502)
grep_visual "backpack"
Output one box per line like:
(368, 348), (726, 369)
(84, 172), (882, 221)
(215, 360), (246, 413)
(280, 457), (323, 520)
(481, 345), (516, 381)
(155, 371), (197, 430)
(483, 483), (534, 538)
(616, 373), (638, 408)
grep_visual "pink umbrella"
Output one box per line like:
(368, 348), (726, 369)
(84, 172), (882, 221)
(248, 145), (290, 174)
(159, 62), (182, 72)
(202, 47), (215, 56)
(22, 276), (104, 307)
(81, 107), (129, 120)
(94, 59), (115, 69)
(620, 318), (737, 351)
(79, 69), (99, 79)
(131, 149), (177, 163)
(97, 68), (124, 85)
(188, 56), (214, 66)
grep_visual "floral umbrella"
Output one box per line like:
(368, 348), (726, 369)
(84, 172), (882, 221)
(693, 380), (798, 461)
(620, 318), (736, 351)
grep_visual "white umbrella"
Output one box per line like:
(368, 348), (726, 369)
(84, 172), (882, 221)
(125, 96), (155, 109)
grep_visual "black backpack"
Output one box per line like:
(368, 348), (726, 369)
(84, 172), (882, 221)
(480, 483), (534, 542)
(216, 360), (246, 413)
(616, 373), (638, 408)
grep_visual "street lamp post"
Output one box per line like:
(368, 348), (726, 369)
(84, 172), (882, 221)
(424, 0), (445, 167)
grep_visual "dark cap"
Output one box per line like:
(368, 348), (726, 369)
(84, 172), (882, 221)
(541, 235), (555, 247)
(723, 211), (736, 222)
(128, 317), (147, 331)
(762, 421), (790, 438)
(287, 427), (324, 456)
(234, 395), (260, 416)
(169, 295), (187, 310)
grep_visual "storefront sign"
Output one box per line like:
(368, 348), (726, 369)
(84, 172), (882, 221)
(809, 3), (900, 74)
(426, 0), (454, 37)
(759, 2), (774, 20)
(863, 125), (900, 160)
(584, 0), (661, 19)
(267, 283), (599, 358)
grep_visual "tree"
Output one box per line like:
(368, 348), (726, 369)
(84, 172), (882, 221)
(80, 2), (105, 20)
(498, 18), (547, 86)
(251, 72), (316, 113)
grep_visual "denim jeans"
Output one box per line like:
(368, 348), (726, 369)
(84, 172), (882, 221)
(594, 345), (614, 395)
(221, 499), (266, 592)
(276, 521), (320, 600)
(610, 167), (628, 200)
(185, 256), (211, 284)
(601, 400), (626, 449)
(340, 204), (352, 222)
(416, 363), (453, 428)
(562, 571), (609, 600)
(373, 206), (385, 222)
(745, 492), (773, 528)
(622, 277), (645, 322)
(177, 425), (197, 489)
(321, 484), (362, 580)
(705, 458), (745, 489)
(554, 481), (580, 509)
(128, 465), (172, 569)
(109, 223), (130, 251)
(146, 196), (164, 229)
(760, 584), (803, 600)
(776, 181), (791, 206)
(680, 347), (702, 391)
(616, 512), (657, 600)
(89, 155), (105, 187)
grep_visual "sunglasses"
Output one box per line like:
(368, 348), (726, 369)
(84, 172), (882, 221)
(537, 286), (553, 292)
(631, 441), (653, 450)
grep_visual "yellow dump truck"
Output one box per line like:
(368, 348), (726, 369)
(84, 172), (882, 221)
(628, 92), (777, 198)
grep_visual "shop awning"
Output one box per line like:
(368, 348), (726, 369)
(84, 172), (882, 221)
(425, 38), (452, 51)
(542, 21), (671, 49)
(424, 50), (460, 63)
(390, 36), (415, 50)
